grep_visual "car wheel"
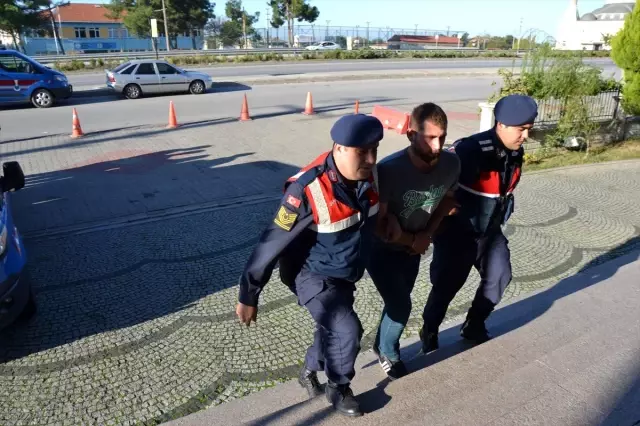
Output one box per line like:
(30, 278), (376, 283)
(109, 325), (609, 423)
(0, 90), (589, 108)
(124, 84), (142, 99)
(189, 80), (206, 95)
(31, 89), (54, 108)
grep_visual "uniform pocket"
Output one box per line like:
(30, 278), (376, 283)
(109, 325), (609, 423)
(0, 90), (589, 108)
(295, 270), (327, 306)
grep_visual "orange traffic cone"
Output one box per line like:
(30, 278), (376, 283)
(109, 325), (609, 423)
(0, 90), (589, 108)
(239, 94), (252, 121)
(302, 92), (315, 115)
(71, 108), (84, 138)
(167, 101), (178, 129)
(354, 100), (360, 114)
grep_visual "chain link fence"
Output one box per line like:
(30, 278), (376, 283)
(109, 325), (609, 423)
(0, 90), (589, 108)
(208, 24), (468, 49)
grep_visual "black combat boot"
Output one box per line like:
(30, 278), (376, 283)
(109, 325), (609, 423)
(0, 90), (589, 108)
(419, 327), (439, 354)
(460, 318), (493, 344)
(325, 382), (363, 417)
(298, 366), (323, 399)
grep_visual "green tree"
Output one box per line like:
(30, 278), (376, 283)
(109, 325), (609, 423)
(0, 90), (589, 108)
(218, 0), (259, 48)
(460, 32), (469, 47)
(106, 0), (214, 49)
(611, 1), (640, 115)
(505, 34), (514, 49)
(173, 0), (215, 49)
(268, 0), (319, 47)
(0, 0), (49, 52)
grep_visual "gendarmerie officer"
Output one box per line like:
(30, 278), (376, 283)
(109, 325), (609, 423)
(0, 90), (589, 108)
(236, 114), (383, 417)
(419, 94), (538, 352)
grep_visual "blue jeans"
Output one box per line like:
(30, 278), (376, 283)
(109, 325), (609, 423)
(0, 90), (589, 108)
(366, 242), (421, 362)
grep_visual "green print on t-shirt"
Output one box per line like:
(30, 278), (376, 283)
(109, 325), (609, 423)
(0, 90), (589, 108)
(400, 185), (446, 219)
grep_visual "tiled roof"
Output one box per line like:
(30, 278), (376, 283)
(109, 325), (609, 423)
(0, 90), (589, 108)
(52, 3), (124, 23)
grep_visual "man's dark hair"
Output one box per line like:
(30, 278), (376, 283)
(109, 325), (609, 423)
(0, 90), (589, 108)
(410, 103), (448, 132)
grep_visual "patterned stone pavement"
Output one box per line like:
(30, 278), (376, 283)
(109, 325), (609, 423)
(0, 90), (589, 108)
(0, 108), (639, 426)
(0, 160), (638, 426)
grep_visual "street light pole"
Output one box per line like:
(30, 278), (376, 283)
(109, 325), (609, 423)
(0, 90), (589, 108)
(161, 0), (170, 51)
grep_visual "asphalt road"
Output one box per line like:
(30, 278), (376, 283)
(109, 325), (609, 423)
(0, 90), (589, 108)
(65, 58), (620, 88)
(0, 76), (496, 141)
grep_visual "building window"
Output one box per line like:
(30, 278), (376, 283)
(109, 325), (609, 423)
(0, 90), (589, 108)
(89, 28), (100, 38)
(108, 28), (128, 38)
(74, 27), (87, 38)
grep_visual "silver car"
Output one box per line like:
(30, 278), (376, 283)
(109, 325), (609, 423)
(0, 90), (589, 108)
(105, 59), (213, 99)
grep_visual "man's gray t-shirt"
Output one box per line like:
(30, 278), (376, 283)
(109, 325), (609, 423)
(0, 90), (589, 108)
(377, 148), (461, 236)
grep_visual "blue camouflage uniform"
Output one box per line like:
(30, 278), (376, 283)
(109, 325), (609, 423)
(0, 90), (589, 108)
(422, 94), (538, 337)
(238, 114), (383, 387)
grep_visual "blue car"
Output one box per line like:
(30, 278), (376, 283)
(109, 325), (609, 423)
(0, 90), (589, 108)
(0, 160), (34, 331)
(0, 49), (72, 108)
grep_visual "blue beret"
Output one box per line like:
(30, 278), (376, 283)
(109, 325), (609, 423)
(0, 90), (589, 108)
(494, 94), (538, 126)
(330, 114), (384, 147)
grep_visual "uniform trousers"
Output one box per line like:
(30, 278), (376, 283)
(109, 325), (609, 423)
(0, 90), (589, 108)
(423, 223), (512, 333)
(295, 268), (363, 385)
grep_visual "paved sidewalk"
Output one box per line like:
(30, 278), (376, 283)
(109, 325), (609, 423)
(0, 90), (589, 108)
(0, 157), (637, 425)
(1, 102), (480, 235)
(167, 250), (640, 426)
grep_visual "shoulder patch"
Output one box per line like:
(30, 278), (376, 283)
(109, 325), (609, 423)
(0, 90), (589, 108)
(274, 205), (299, 231)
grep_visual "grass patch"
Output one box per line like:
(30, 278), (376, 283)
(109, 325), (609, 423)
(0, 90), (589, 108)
(523, 139), (640, 172)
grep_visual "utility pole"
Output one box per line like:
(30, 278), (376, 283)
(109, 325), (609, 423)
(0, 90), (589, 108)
(265, 7), (270, 47)
(48, 2), (69, 55)
(516, 17), (523, 53)
(366, 21), (370, 47)
(326, 20), (330, 41)
(161, 0), (170, 51)
(414, 24), (418, 35)
(242, 7), (247, 49)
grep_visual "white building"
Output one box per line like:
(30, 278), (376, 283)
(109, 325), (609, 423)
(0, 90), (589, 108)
(0, 31), (17, 47)
(555, 0), (635, 50)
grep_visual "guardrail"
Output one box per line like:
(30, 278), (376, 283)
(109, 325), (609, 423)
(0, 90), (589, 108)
(31, 47), (518, 63)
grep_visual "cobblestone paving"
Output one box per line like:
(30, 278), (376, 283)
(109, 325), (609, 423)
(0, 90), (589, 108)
(0, 148), (638, 424)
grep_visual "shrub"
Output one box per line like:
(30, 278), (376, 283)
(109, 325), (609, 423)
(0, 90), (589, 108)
(611, 2), (640, 115)
(489, 45), (617, 152)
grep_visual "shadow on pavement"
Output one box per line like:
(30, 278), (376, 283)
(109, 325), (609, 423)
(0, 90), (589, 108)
(599, 360), (640, 426)
(0, 146), (302, 363)
(0, 82), (253, 111)
(353, 237), (640, 416)
(2, 97), (402, 156)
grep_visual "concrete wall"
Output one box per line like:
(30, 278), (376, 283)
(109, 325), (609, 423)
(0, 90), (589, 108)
(23, 35), (204, 55)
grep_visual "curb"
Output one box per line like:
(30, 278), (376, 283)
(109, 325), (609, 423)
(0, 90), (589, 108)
(70, 69), (510, 98)
(525, 157), (640, 175)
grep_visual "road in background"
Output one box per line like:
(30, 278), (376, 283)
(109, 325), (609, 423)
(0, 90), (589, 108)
(0, 76), (496, 141)
(65, 58), (620, 88)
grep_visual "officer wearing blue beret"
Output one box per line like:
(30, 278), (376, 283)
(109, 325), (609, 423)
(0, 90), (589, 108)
(419, 94), (538, 352)
(236, 114), (383, 417)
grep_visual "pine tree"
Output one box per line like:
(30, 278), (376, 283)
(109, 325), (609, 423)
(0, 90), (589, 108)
(268, 0), (319, 47)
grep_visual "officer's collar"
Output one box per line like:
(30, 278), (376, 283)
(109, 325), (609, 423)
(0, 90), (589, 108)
(489, 127), (514, 159)
(326, 152), (368, 189)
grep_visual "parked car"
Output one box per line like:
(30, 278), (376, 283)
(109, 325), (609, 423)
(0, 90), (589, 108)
(0, 49), (72, 108)
(305, 41), (341, 51)
(0, 160), (35, 331)
(105, 60), (213, 99)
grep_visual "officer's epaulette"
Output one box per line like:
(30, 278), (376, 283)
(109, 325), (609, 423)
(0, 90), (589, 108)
(295, 166), (325, 188)
(283, 164), (326, 192)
